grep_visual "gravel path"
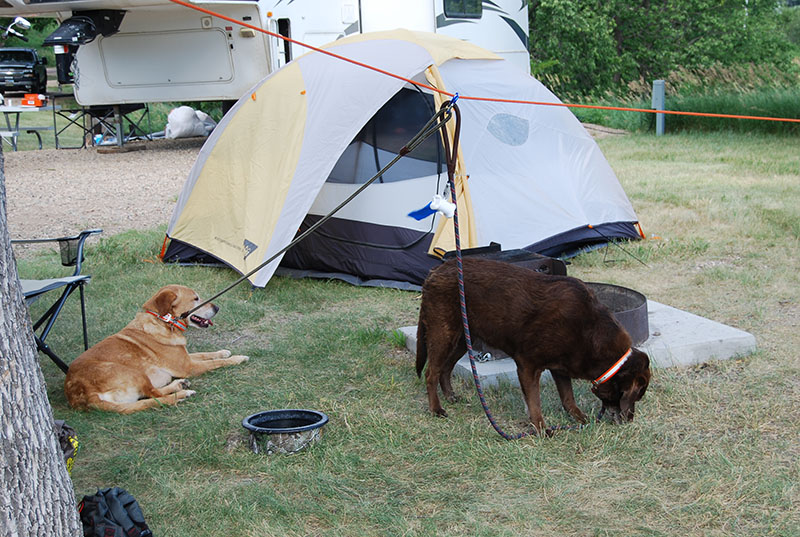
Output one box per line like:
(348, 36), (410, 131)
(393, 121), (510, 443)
(4, 137), (206, 242)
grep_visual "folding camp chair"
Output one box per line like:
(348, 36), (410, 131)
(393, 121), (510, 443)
(11, 229), (102, 373)
(87, 104), (152, 147)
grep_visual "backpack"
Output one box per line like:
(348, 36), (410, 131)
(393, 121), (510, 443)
(78, 487), (153, 537)
(53, 419), (78, 475)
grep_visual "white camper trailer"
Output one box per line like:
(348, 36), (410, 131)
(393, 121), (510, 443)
(0, 0), (529, 106)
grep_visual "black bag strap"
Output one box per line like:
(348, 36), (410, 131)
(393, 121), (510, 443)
(103, 488), (136, 535)
(101, 488), (152, 537)
(79, 493), (120, 537)
(80, 488), (152, 537)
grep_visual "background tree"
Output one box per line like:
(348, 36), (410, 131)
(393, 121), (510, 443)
(780, 4), (800, 47)
(0, 147), (82, 536)
(529, 0), (795, 98)
(529, 0), (620, 96)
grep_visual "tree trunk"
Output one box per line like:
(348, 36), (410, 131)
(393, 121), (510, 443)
(0, 147), (82, 535)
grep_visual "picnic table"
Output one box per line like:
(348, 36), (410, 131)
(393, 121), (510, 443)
(0, 103), (58, 151)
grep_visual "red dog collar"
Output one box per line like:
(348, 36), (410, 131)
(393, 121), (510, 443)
(593, 348), (632, 386)
(145, 310), (187, 332)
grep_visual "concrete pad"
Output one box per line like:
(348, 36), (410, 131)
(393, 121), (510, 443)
(641, 301), (756, 367)
(398, 300), (756, 388)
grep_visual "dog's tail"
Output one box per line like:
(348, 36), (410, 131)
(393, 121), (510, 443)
(415, 320), (427, 378)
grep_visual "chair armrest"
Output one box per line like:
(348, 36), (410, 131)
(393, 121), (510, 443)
(69, 229), (103, 275)
(11, 229), (102, 276)
(11, 228), (103, 245)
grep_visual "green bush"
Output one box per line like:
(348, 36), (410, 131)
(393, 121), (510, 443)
(577, 88), (800, 135)
(779, 5), (800, 48)
(657, 89), (800, 134)
(530, 0), (797, 100)
(572, 59), (800, 134)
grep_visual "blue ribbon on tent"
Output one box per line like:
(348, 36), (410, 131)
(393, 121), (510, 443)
(408, 194), (456, 221)
(408, 202), (437, 221)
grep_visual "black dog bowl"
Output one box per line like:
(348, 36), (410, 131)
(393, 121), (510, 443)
(586, 282), (649, 346)
(242, 409), (329, 455)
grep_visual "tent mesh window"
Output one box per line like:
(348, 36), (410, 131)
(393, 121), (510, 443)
(327, 88), (444, 184)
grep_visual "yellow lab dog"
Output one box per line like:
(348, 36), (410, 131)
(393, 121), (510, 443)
(65, 285), (248, 413)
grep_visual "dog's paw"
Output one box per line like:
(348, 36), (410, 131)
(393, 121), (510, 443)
(174, 389), (196, 403)
(531, 419), (547, 436)
(570, 409), (588, 424)
(218, 349), (232, 358)
(433, 408), (448, 418)
(230, 355), (249, 364)
(177, 379), (191, 390)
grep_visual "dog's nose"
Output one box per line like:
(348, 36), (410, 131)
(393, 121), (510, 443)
(211, 304), (219, 315)
(600, 406), (624, 424)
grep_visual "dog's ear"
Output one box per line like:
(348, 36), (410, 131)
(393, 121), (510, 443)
(143, 289), (178, 317)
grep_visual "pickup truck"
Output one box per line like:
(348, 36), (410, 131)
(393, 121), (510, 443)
(0, 47), (47, 95)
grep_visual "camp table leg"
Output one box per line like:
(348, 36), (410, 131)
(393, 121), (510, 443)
(2, 109), (20, 151)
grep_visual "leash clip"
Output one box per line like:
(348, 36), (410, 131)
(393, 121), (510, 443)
(146, 310), (187, 331)
(476, 352), (492, 363)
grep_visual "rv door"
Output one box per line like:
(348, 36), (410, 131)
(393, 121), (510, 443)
(268, 17), (292, 70)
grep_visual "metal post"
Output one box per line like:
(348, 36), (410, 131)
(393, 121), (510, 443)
(652, 80), (665, 136)
(113, 105), (123, 146)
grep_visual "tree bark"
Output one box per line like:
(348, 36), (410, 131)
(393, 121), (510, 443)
(0, 147), (82, 535)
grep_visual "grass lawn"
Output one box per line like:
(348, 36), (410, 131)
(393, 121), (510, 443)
(14, 131), (800, 536)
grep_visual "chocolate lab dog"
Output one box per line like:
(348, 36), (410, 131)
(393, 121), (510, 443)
(65, 285), (249, 414)
(415, 258), (651, 432)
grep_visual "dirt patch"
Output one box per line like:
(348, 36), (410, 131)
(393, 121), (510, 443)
(582, 123), (627, 138)
(4, 137), (206, 241)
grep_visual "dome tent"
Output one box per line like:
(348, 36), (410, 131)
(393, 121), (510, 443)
(163, 30), (640, 288)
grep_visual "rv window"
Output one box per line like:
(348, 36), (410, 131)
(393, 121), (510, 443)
(444, 0), (482, 19)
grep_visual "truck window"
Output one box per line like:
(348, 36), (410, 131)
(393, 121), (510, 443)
(0, 50), (36, 63)
(444, 0), (482, 19)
